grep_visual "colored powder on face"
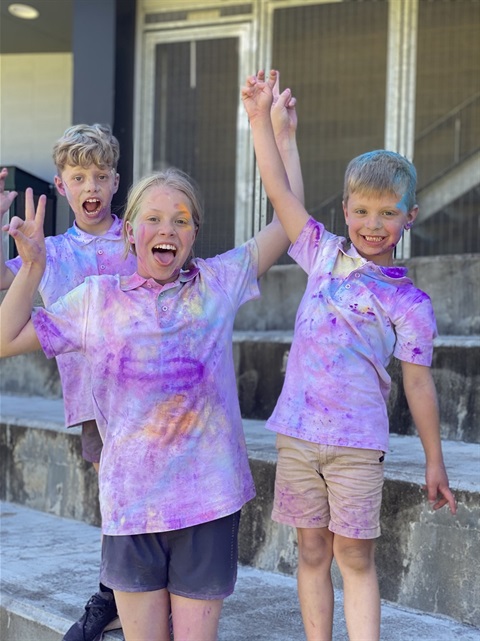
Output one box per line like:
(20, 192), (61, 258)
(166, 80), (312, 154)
(395, 192), (409, 212)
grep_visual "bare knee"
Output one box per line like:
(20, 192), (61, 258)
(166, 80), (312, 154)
(334, 536), (376, 574)
(297, 528), (333, 569)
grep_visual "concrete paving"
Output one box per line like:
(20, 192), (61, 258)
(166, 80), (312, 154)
(2, 501), (480, 641)
(1, 394), (480, 639)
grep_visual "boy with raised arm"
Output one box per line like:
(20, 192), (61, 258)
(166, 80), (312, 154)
(242, 70), (456, 641)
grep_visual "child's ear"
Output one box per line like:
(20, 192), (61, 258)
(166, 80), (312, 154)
(342, 200), (349, 224)
(54, 175), (66, 197)
(125, 221), (135, 244)
(113, 173), (120, 194)
(406, 204), (419, 228)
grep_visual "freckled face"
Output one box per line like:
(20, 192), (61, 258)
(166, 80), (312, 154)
(343, 192), (418, 266)
(126, 186), (197, 284)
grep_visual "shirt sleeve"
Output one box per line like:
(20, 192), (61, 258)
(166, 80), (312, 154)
(5, 255), (22, 277)
(204, 238), (260, 309)
(6, 251), (53, 298)
(288, 217), (339, 275)
(392, 288), (437, 366)
(32, 280), (90, 359)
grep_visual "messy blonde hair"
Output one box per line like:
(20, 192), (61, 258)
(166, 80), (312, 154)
(123, 168), (203, 262)
(52, 124), (120, 174)
(343, 150), (417, 211)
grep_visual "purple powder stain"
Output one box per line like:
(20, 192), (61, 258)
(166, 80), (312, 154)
(162, 357), (205, 392)
(312, 222), (322, 247)
(382, 265), (407, 279)
(36, 313), (67, 341)
(118, 354), (205, 391)
(412, 347), (423, 356)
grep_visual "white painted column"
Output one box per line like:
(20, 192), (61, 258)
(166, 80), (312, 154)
(385, 0), (419, 258)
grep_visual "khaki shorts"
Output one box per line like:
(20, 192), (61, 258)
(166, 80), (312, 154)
(272, 433), (384, 539)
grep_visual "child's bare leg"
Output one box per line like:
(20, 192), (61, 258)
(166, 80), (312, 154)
(333, 535), (380, 641)
(170, 594), (223, 641)
(114, 587), (171, 641)
(297, 527), (334, 641)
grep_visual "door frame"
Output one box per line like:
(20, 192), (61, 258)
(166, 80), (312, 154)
(134, 20), (256, 246)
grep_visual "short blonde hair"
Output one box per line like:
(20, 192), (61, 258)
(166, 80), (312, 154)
(52, 124), (120, 174)
(123, 168), (204, 262)
(343, 150), (417, 211)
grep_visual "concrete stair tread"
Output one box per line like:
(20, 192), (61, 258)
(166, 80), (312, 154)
(243, 419), (480, 493)
(1, 501), (479, 641)
(1, 394), (479, 493)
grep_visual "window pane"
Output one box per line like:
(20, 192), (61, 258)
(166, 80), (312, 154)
(271, 1), (388, 236)
(413, 0), (480, 256)
(153, 38), (238, 258)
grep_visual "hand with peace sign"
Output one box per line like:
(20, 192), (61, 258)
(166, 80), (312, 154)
(2, 187), (47, 271)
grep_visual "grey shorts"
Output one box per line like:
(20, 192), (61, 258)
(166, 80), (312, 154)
(100, 511), (241, 599)
(81, 420), (103, 463)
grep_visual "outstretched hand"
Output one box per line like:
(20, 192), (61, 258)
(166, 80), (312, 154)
(271, 71), (297, 140)
(241, 69), (277, 122)
(2, 187), (47, 269)
(0, 168), (18, 218)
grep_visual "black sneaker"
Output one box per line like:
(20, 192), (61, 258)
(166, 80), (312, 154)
(63, 590), (118, 641)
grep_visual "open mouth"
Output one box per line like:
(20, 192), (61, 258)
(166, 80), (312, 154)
(83, 198), (102, 215)
(363, 235), (385, 243)
(152, 243), (177, 265)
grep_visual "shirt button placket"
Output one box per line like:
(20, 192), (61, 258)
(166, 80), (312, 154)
(97, 247), (105, 271)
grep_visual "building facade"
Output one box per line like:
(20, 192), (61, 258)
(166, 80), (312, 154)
(1, 0), (479, 258)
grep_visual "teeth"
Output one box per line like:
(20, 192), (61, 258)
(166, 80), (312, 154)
(85, 199), (100, 203)
(364, 236), (383, 242)
(153, 244), (176, 250)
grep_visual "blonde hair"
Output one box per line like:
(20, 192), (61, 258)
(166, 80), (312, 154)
(123, 168), (203, 262)
(52, 124), (120, 174)
(343, 150), (417, 211)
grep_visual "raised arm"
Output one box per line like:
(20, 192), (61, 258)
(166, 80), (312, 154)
(251, 71), (307, 277)
(401, 361), (457, 515)
(0, 188), (45, 357)
(242, 70), (310, 249)
(0, 167), (17, 290)
(271, 71), (304, 206)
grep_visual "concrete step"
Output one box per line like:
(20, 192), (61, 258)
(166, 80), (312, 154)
(232, 331), (480, 442)
(1, 394), (479, 628)
(2, 332), (479, 443)
(1, 501), (479, 641)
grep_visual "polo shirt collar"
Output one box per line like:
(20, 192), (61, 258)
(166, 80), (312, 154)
(340, 240), (409, 280)
(66, 215), (122, 245)
(120, 263), (200, 292)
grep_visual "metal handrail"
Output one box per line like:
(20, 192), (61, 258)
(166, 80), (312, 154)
(309, 92), (480, 219)
(415, 91), (480, 142)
